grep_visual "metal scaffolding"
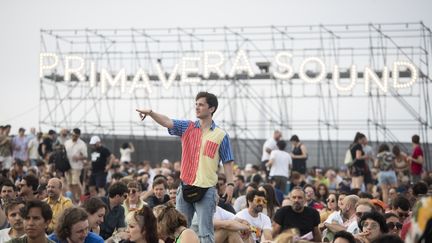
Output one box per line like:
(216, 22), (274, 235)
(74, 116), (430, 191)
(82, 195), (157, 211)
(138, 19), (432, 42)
(39, 22), (432, 168)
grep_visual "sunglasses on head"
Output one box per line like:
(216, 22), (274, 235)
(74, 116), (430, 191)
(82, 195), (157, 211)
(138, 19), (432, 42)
(387, 222), (403, 230)
(253, 198), (267, 205)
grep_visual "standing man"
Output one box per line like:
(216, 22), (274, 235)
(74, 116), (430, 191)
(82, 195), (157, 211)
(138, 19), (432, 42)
(0, 125), (13, 170)
(40, 130), (56, 162)
(266, 140), (292, 194)
(261, 130), (282, 178)
(64, 128), (88, 202)
(43, 178), (73, 234)
(89, 136), (113, 197)
(136, 91), (235, 243)
(27, 132), (42, 166)
(11, 128), (28, 163)
(407, 134), (424, 183)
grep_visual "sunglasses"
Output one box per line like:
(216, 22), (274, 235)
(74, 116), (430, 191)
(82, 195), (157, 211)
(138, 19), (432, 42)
(387, 222), (403, 230)
(356, 212), (366, 218)
(129, 189), (137, 194)
(326, 199), (335, 203)
(253, 198), (267, 205)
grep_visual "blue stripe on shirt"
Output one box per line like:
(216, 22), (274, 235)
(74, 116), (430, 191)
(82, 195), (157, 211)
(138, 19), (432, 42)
(168, 119), (190, 136)
(219, 134), (234, 163)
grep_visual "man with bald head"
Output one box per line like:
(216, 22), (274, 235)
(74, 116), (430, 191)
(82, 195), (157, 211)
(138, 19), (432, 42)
(324, 195), (360, 235)
(273, 187), (321, 241)
(43, 178), (73, 233)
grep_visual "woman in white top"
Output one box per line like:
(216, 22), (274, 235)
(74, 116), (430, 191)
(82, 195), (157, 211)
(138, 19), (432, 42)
(120, 142), (135, 163)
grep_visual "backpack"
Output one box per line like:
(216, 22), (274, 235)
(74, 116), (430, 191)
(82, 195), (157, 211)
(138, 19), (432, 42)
(49, 145), (71, 172)
(344, 148), (354, 166)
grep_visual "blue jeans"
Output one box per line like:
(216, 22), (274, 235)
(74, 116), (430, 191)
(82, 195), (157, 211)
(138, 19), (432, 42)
(378, 171), (397, 185)
(176, 185), (217, 243)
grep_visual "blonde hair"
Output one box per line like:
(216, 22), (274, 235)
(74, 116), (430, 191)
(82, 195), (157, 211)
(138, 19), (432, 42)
(273, 228), (300, 243)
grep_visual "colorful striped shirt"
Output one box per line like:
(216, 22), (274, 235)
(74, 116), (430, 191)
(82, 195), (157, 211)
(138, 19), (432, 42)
(168, 120), (234, 188)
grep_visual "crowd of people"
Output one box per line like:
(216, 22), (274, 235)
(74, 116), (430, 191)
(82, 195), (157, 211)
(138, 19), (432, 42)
(0, 91), (431, 243)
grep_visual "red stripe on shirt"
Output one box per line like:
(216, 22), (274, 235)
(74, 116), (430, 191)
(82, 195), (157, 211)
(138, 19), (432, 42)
(180, 122), (201, 184)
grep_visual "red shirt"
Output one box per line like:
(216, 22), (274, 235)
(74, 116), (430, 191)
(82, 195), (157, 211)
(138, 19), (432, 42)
(410, 145), (423, 175)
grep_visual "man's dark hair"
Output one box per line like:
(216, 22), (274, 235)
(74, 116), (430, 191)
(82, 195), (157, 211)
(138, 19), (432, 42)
(333, 231), (355, 243)
(370, 234), (404, 243)
(48, 129), (56, 135)
(413, 181), (428, 196)
(1, 179), (16, 191)
(393, 195), (411, 211)
(23, 174), (39, 192)
(412, 134), (420, 144)
(20, 200), (53, 221)
(56, 207), (88, 241)
(276, 140), (287, 150)
(196, 91), (218, 116)
(121, 142), (129, 149)
(82, 197), (107, 214)
(246, 190), (266, 207)
(4, 198), (25, 215)
(236, 175), (245, 183)
(153, 174), (167, 182)
(72, 128), (81, 135)
(289, 135), (299, 143)
(359, 211), (389, 233)
(108, 182), (128, 198)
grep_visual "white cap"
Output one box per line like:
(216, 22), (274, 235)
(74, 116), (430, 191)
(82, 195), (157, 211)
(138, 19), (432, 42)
(245, 163), (253, 171)
(162, 159), (170, 164)
(89, 136), (101, 145)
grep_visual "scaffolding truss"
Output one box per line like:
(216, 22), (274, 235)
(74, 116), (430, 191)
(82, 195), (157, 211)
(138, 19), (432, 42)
(39, 22), (432, 168)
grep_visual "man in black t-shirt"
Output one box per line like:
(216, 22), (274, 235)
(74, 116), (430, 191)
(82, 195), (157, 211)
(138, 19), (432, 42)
(89, 136), (113, 196)
(272, 187), (321, 241)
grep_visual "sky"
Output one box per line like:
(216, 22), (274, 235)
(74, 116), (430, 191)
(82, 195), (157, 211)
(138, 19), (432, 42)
(1, 0), (431, 140)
